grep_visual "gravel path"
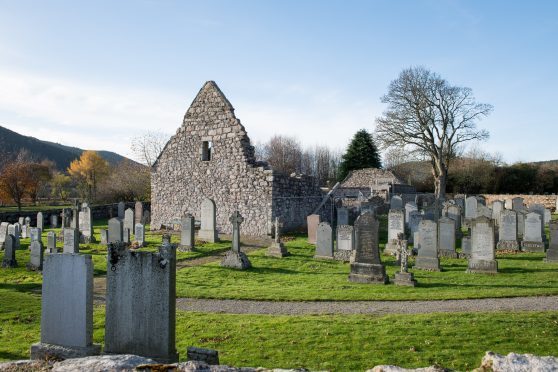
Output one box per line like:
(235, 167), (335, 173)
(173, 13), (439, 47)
(175, 296), (558, 315)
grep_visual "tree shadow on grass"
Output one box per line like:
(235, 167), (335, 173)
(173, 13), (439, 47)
(0, 350), (27, 361)
(416, 281), (557, 290)
(0, 282), (41, 293)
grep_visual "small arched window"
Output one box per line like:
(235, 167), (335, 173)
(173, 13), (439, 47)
(201, 141), (213, 161)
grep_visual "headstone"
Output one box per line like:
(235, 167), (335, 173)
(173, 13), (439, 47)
(179, 214), (195, 252)
(142, 210), (151, 225)
(13, 222), (21, 238)
(497, 210), (519, 250)
(104, 242), (178, 363)
(314, 222), (334, 259)
(25, 216), (31, 226)
(30, 254), (101, 360)
(124, 208), (135, 233)
(267, 217), (289, 258)
(414, 220), (441, 271)
(50, 214), (58, 228)
(21, 224), (28, 239)
(37, 212), (44, 230)
(134, 223), (145, 247)
(477, 205), (492, 219)
(306, 214), (320, 245)
(100, 230), (108, 245)
(27, 240), (44, 271)
(438, 217), (457, 258)
(63, 228), (80, 253)
(446, 204), (462, 231)
(454, 196), (465, 212)
(1, 235), (17, 268)
(336, 225), (354, 252)
(467, 216), (498, 273)
(408, 211), (422, 245)
(0, 222), (9, 249)
(517, 210), (526, 239)
(18, 217), (24, 226)
(465, 196), (478, 220)
(46, 232), (57, 254)
(80, 205), (94, 243)
(70, 208), (79, 229)
(546, 221), (558, 262)
(393, 236), (416, 287)
(221, 211), (251, 269)
(512, 197), (524, 212)
(491, 200), (504, 226)
(529, 203), (546, 241)
(390, 195), (403, 210)
(385, 209), (405, 254)
(29, 227), (42, 242)
(117, 201), (125, 219)
(199, 198), (218, 243)
(108, 218), (123, 244)
(461, 236), (471, 258)
(336, 207), (349, 225)
(544, 209), (551, 226)
(405, 202), (418, 226)
(8, 224), (20, 249)
(476, 196), (486, 206)
(522, 212), (545, 252)
(348, 212), (388, 284)
(135, 202), (143, 225)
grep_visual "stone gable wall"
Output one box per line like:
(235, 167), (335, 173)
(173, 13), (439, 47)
(151, 81), (323, 236)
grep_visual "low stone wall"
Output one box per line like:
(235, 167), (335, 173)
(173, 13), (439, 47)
(480, 194), (557, 211)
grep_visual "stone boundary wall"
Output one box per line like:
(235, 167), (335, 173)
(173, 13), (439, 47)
(0, 202), (149, 225)
(479, 194), (557, 211)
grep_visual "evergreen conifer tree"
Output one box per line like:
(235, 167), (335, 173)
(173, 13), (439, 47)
(338, 129), (382, 181)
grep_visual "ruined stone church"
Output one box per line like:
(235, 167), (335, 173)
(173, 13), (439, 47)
(151, 81), (324, 236)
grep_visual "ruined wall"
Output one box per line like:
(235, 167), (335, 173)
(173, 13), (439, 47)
(480, 194), (557, 212)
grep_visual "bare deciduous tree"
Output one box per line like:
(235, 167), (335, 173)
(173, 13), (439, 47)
(131, 131), (170, 167)
(375, 66), (492, 199)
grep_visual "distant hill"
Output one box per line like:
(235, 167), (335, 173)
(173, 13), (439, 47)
(0, 125), (133, 170)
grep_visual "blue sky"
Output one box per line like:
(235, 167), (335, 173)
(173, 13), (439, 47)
(0, 0), (556, 163)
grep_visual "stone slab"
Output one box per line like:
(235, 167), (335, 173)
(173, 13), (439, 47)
(348, 263), (388, 284)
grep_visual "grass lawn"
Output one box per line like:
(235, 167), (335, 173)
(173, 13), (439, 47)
(1, 288), (557, 370)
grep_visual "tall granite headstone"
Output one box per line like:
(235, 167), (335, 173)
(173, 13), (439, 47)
(108, 218), (123, 244)
(467, 216), (498, 273)
(37, 212), (44, 230)
(315, 222), (334, 259)
(1, 235), (17, 268)
(348, 212), (388, 284)
(497, 210), (519, 250)
(80, 205), (94, 243)
(491, 200), (504, 226)
(522, 212), (545, 252)
(7, 224), (20, 250)
(117, 201), (125, 220)
(199, 198), (218, 243)
(405, 202), (418, 226)
(124, 208), (135, 233)
(135, 201), (143, 225)
(63, 228), (80, 254)
(438, 217), (457, 258)
(179, 214), (195, 252)
(408, 211), (422, 245)
(134, 223), (145, 247)
(447, 204), (462, 232)
(414, 220), (441, 271)
(385, 209), (405, 254)
(465, 196), (478, 220)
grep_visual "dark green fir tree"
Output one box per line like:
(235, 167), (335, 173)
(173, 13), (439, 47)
(338, 129), (382, 181)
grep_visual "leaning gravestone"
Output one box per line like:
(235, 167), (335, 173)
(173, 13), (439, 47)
(29, 227), (42, 242)
(390, 195), (403, 210)
(438, 217), (457, 258)
(385, 209), (405, 255)
(63, 228), (79, 254)
(0, 222), (9, 249)
(134, 223), (145, 247)
(414, 220), (441, 271)
(348, 212), (388, 284)
(179, 214), (195, 252)
(336, 207), (349, 226)
(37, 212), (44, 230)
(134, 201), (143, 225)
(27, 240), (44, 271)
(335, 225), (354, 261)
(522, 212), (545, 252)
(405, 202), (418, 226)
(30, 254), (100, 360)
(1, 235), (17, 268)
(497, 210), (519, 250)
(198, 198), (218, 243)
(465, 196), (478, 220)
(105, 242), (178, 363)
(221, 211), (251, 269)
(546, 221), (558, 262)
(124, 208), (135, 233)
(314, 222), (334, 259)
(117, 201), (125, 220)
(306, 214), (320, 244)
(267, 217), (289, 258)
(46, 232), (57, 254)
(108, 218), (123, 244)
(467, 216), (498, 273)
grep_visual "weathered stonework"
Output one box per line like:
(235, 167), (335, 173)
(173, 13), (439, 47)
(151, 81), (324, 236)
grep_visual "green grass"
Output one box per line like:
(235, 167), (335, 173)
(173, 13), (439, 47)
(1, 290), (557, 370)
(176, 235), (558, 301)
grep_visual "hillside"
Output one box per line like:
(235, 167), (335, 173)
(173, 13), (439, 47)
(0, 125), (132, 170)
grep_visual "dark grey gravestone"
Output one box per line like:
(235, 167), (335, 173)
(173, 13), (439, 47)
(179, 214), (195, 252)
(134, 223), (145, 247)
(461, 236), (471, 258)
(348, 212), (388, 284)
(27, 240), (44, 271)
(142, 210), (151, 225)
(497, 210), (519, 250)
(108, 218), (123, 244)
(546, 221), (558, 262)
(414, 220), (441, 271)
(522, 212), (545, 252)
(37, 212), (44, 230)
(117, 201), (125, 220)
(123, 228), (131, 244)
(70, 208), (79, 229)
(30, 254), (100, 361)
(529, 203), (546, 242)
(438, 217), (457, 258)
(337, 207), (349, 226)
(63, 228), (79, 254)
(267, 217), (289, 258)
(8, 224), (20, 249)
(1, 235), (17, 268)
(221, 211), (251, 269)
(46, 232), (57, 254)
(104, 242), (178, 363)
(315, 222), (334, 259)
(467, 216), (498, 273)
(390, 195), (403, 210)
(385, 209), (405, 255)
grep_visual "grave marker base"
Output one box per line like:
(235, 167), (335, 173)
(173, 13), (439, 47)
(467, 259), (498, 274)
(30, 342), (101, 361)
(394, 271), (417, 287)
(333, 249), (352, 262)
(414, 257), (441, 271)
(349, 263), (388, 284)
(521, 241), (545, 253)
(266, 242), (289, 258)
(438, 249), (458, 258)
(178, 244), (194, 252)
(220, 250), (251, 269)
(496, 240), (520, 250)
